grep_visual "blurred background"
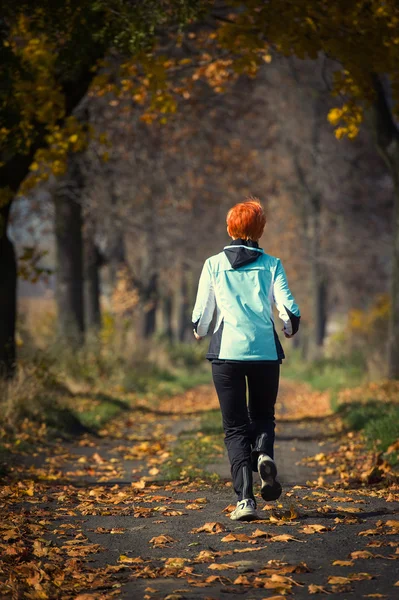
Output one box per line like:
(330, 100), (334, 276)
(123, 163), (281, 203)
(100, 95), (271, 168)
(12, 54), (393, 381)
(1, 2), (398, 459)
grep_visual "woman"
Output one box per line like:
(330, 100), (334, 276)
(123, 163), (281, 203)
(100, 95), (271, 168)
(192, 199), (300, 521)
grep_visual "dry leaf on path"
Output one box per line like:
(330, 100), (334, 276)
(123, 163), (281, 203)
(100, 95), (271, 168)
(328, 575), (352, 585)
(221, 533), (256, 544)
(118, 555), (144, 564)
(269, 534), (304, 543)
(349, 572), (375, 581)
(251, 528), (271, 538)
(308, 583), (332, 594)
(191, 522), (226, 534)
(350, 550), (375, 559)
(332, 560), (354, 566)
(208, 563), (236, 570)
(164, 557), (189, 569)
(300, 524), (331, 534)
(149, 534), (176, 547)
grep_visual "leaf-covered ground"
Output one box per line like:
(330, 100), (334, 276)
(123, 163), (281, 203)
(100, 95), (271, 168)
(1, 381), (398, 599)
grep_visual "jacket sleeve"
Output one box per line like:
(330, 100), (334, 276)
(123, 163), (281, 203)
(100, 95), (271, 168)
(192, 259), (216, 337)
(273, 259), (301, 336)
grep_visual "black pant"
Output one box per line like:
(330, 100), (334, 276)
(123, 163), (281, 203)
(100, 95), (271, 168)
(212, 361), (280, 504)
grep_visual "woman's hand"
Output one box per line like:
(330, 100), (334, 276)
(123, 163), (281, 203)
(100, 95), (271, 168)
(193, 330), (203, 340)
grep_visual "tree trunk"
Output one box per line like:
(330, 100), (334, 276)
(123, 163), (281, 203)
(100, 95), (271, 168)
(176, 266), (189, 342)
(139, 274), (158, 339)
(369, 76), (399, 378)
(161, 294), (173, 340)
(311, 266), (328, 348)
(388, 180), (399, 377)
(84, 231), (101, 332)
(54, 159), (85, 346)
(302, 188), (328, 357)
(0, 203), (17, 377)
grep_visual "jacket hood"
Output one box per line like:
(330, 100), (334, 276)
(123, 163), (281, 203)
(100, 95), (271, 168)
(224, 238), (263, 269)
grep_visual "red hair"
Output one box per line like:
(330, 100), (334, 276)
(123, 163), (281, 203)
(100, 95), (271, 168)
(226, 198), (266, 241)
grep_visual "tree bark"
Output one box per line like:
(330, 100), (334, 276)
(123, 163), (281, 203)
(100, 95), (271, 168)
(84, 231), (102, 332)
(291, 153), (329, 355)
(176, 266), (189, 342)
(139, 274), (158, 339)
(54, 158), (85, 346)
(161, 294), (173, 340)
(369, 76), (399, 378)
(0, 203), (17, 377)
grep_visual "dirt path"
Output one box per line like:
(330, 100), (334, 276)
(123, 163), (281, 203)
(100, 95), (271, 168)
(1, 382), (398, 599)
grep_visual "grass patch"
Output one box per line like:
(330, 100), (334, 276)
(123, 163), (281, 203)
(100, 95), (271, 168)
(123, 367), (211, 398)
(337, 401), (399, 464)
(160, 409), (224, 481)
(71, 392), (130, 430)
(283, 351), (366, 392)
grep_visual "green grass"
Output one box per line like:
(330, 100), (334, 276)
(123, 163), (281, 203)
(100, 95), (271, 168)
(160, 409), (224, 481)
(337, 401), (399, 463)
(73, 392), (130, 430)
(283, 350), (366, 392)
(123, 367), (211, 397)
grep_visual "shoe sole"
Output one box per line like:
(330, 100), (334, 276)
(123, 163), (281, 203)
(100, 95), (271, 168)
(259, 459), (282, 501)
(230, 509), (258, 522)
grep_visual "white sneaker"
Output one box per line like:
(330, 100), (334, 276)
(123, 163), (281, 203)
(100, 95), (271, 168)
(230, 498), (258, 521)
(258, 454), (282, 501)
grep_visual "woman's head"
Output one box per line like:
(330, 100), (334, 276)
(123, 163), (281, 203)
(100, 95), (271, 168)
(226, 198), (266, 241)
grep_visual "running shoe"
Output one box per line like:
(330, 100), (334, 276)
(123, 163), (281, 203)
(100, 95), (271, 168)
(230, 498), (258, 521)
(258, 454), (282, 501)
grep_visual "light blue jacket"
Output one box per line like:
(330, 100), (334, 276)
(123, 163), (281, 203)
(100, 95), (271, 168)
(192, 240), (300, 361)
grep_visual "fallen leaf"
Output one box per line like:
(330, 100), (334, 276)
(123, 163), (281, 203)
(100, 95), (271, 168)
(328, 576), (351, 585)
(222, 504), (236, 513)
(386, 520), (399, 530)
(300, 524), (331, 534)
(269, 534), (304, 543)
(332, 560), (354, 567)
(251, 529), (271, 539)
(308, 583), (332, 594)
(149, 535), (176, 547)
(118, 555), (144, 564)
(349, 572), (375, 581)
(233, 575), (251, 585)
(221, 533), (256, 544)
(164, 557), (188, 569)
(162, 510), (184, 517)
(208, 563), (236, 570)
(350, 550), (375, 560)
(191, 522), (226, 534)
